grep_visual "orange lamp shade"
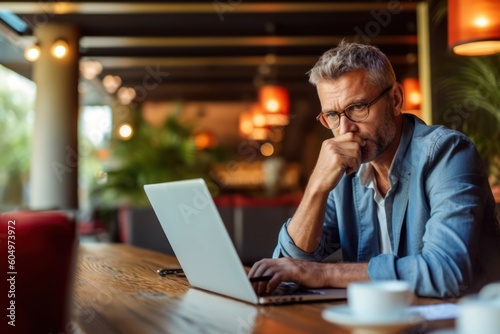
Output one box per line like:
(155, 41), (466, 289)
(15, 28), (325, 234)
(448, 0), (500, 56)
(402, 78), (421, 111)
(259, 85), (289, 112)
(258, 85), (290, 126)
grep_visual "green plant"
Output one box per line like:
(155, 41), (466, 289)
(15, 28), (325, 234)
(0, 67), (32, 173)
(0, 65), (34, 208)
(429, 0), (500, 185)
(434, 50), (500, 185)
(93, 104), (224, 207)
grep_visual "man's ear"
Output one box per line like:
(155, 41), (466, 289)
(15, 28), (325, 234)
(391, 82), (404, 115)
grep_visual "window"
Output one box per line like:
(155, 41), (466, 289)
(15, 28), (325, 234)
(0, 65), (35, 211)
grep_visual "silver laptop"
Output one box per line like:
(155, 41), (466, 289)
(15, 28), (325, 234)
(144, 178), (347, 304)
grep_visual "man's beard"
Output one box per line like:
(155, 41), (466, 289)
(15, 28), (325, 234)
(360, 102), (398, 163)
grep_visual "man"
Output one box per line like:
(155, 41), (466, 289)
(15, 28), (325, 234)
(248, 41), (500, 298)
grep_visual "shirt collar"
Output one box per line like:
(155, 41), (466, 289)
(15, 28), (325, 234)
(358, 162), (373, 187)
(388, 114), (415, 180)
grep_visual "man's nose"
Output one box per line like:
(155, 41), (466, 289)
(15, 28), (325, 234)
(337, 113), (358, 135)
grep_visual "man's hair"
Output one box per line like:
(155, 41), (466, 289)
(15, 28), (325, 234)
(308, 41), (396, 90)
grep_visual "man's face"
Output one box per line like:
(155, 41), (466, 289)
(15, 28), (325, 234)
(316, 70), (400, 164)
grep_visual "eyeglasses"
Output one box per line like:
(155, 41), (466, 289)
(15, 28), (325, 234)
(316, 86), (393, 130)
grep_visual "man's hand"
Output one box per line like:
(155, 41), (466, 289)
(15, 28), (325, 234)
(284, 133), (365, 253)
(248, 258), (370, 294)
(248, 257), (328, 294)
(308, 132), (365, 193)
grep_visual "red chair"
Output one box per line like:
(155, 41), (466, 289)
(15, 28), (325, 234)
(0, 211), (77, 334)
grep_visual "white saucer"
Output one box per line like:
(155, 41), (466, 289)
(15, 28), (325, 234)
(322, 305), (425, 334)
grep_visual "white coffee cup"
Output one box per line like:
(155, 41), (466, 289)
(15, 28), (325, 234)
(457, 283), (500, 334)
(479, 282), (500, 300)
(348, 280), (413, 322)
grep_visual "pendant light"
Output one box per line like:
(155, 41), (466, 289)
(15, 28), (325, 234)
(258, 85), (290, 126)
(402, 77), (421, 112)
(448, 0), (500, 56)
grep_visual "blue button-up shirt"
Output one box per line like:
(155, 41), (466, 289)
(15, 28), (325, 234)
(274, 114), (500, 298)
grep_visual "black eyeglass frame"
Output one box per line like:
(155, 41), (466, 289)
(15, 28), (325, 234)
(316, 85), (393, 130)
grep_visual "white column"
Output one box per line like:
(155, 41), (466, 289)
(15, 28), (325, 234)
(29, 24), (80, 210)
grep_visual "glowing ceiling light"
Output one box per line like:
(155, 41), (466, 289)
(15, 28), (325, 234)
(258, 85), (290, 126)
(402, 77), (421, 112)
(51, 39), (69, 59)
(117, 87), (136, 105)
(118, 123), (133, 140)
(24, 44), (40, 62)
(260, 142), (275, 157)
(102, 75), (122, 94)
(80, 60), (103, 80)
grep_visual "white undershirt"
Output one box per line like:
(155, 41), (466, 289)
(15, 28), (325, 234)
(358, 163), (393, 254)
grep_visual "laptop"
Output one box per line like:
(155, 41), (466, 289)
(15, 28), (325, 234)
(144, 178), (347, 304)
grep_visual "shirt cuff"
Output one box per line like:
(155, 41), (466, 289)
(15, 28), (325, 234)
(367, 254), (398, 280)
(273, 219), (325, 261)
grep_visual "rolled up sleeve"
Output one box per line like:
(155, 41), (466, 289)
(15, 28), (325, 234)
(272, 219), (326, 261)
(273, 194), (342, 261)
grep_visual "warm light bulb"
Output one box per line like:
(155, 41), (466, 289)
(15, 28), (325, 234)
(265, 99), (280, 113)
(253, 113), (267, 127)
(24, 44), (40, 62)
(250, 103), (267, 127)
(80, 60), (103, 80)
(239, 112), (254, 136)
(408, 92), (421, 105)
(51, 39), (69, 59)
(474, 17), (489, 28)
(402, 77), (421, 111)
(118, 123), (133, 140)
(117, 87), (136, 105)
(249, 128), (269, 141)
(260, 142), (275, 156)
(102, 75), (122, 93)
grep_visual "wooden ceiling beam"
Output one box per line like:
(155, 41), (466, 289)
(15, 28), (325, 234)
(85, 55), (411, 68)
(0, 2), (419, 15)
(81, 35), (417, 48)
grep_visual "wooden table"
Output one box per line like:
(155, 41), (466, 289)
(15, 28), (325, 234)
(72, 243), (455, 333)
